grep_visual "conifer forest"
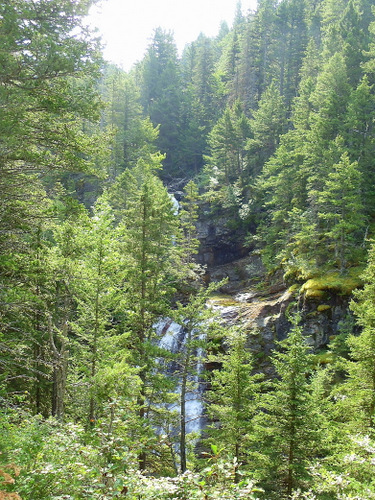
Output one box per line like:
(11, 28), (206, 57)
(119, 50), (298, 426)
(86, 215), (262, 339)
(3, 0), (375, 498)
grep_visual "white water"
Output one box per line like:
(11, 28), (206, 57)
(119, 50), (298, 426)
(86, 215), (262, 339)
(154, 318), (205, 435)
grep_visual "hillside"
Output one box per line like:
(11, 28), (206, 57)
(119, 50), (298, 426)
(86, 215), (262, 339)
(2, 0), (375, 498)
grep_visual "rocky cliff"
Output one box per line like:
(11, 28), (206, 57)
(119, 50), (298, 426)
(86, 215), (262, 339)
(196, 213), (359, 367)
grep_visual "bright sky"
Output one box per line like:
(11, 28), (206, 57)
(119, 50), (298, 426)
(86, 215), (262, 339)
(88, 0), (258, 71)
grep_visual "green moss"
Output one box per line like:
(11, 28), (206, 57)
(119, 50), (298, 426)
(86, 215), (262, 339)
(300, 268), (363, 299)
(304, 288), (327, 300)
(288, 284), (300, 294)
(283, 264), (314, 283)
(207, 294), (239, 307)
(306, 311), (319, 318)
(313, 351), (334, 366)
(317, 304), (331, 312)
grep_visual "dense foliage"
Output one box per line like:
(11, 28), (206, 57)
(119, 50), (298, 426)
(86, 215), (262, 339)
(2, 0), (375, 498)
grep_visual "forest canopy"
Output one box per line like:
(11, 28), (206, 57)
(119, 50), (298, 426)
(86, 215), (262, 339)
(2, 0), (375, 499)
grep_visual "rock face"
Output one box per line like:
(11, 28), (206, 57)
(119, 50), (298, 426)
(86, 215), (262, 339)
(207, 253), (265, 293)
(207, 287), (294, 376)
(195, 207), (250, 266)
(196, 209), (355, 364)
(203, 252), (352, 360)
(207, 278), (353, 377)
(298, 295), (352, 348)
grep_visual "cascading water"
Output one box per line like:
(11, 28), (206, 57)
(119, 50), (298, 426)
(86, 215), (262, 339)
(154, 318), (206, 435)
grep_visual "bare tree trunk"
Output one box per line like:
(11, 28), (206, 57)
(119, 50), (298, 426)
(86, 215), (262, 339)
(49, 316), (68, 420)
(180, 368), (187, 473)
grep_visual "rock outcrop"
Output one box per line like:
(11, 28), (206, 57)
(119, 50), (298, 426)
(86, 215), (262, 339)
(196, 208), (357, 365)
(203, 253), (354, 364)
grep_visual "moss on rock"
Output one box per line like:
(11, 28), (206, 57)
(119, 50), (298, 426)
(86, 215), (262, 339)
(300, 269), (363, 299)
(317, 304), (331, 312)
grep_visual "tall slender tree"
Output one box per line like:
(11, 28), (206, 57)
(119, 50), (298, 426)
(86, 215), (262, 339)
(140, 28), (183, 178)
(172, 282), (223, 473)
(68, 200), (121, 425)
(112, 155), (182, 468)
(257, 315), (321, 497)
(342, 244), (375, 432)
(206, 326), (262, 479)
(0, 0), (106, 408)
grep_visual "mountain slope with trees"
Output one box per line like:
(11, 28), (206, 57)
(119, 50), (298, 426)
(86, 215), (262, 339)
(2, 0), (375, 499)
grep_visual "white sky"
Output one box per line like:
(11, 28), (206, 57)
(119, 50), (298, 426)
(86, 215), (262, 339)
(87, 0), (258, 71)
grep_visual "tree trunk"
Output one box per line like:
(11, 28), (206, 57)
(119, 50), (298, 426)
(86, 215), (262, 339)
(49, 316), (68, 420)
(180, 369), (187, 473)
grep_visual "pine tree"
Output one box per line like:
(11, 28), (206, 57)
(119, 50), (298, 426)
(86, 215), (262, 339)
(113, 155), (181, 469)
(307, 52), (350, 167)
(263, 0), (308, 113)
(206, 326), (262, 479)
(256, 42), (320, 272)
(246, 80), (287, 178)
(178, 180), (201, 267)
(342, 244), (375, 432)
(219, 28), (243, 103)
(258, 50), (354, 277)
(0, 0), (105, 180)
(256, 0), (279, 94)
(0, 0), (106, 410)
(203, 100), (251, 206)
(99, 66), (158, 179)
(68, 200), (122, 425)
(316, 145), (366, 273)
(0, 180), (54, 414)
(46, 205), (90, 419)
(140, 28), (183, 179)
(237, 14), (261, 113)
(345, 77), (375, 217)
(172, 282), (223, 473)
(258, 315), (321, 497)
(192, 34), (220, 128)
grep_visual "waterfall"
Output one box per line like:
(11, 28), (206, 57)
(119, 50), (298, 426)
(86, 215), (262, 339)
(168, 193), (179, 215)
(154, 318), (206, 435)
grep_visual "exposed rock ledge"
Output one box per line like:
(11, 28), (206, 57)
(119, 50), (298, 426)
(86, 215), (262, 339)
(206, 252), (353, 370)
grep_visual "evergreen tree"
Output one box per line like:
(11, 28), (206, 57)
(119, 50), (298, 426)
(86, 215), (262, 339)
(0, 0), (106, 408)
(315, 146), (366, 273)
(178, 81), (208, 176)
(206, 326), (262, 478)
(0, 180), (54, 414)
(363, 3), (375, 80)
(140, 28), (183, 179)
(192, 34), (220, 128)
(0, 0), (105, 182)
(46, 205), (89, 419)
(237, 14), (262, 112)
(345, 77), (375, 215)
(283, 0), (309, 106)
(68, 200), (122, 424)
(257, 315), (321, 497)
(100, 66), (158, 179)
(343, 244), (375, 432)
(203, 100), (251, 207)
(307, 52), (350, 173)
(172, 282), (223, 473)
(178, 180), (201, 267)
(258, 49), (355, 276)
(113, 155), (182, 469)
(246, 80), (287, 178)
(341, 0), (372, 86)
(219, 27), (243, 103)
